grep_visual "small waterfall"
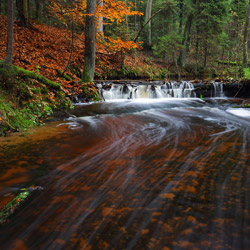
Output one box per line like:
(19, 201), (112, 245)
(99, 81), (197, 100)
(212, 82), (224, 97)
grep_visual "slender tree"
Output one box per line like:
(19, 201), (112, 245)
(5, 0), (14, 65)
(243, 1), (250, 68)
(179, 0), (183, 34)
(16, 0), (29, 27)
(145, 0), (153, 48)
(82, 0), (97, 82)
(97, 0), (104, 34)
(179, 13), (193, 68)
(34, 0), (45, 22)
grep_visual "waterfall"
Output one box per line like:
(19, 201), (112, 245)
(99, 81), (197, 100)
(212, 82), (224, 97)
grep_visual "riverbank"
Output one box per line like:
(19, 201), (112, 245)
(1, 14), (250, 136)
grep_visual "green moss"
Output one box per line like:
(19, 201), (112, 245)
(0, 94), (36, 136)
(0, 64), (73, 136)
(15, 66), (61, 90)
(57, 70), (72, 81)
(81, 82), (101, 102)
(0, 191), (31, 225)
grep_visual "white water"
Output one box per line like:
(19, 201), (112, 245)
(212, 82), (224, 97)
(99, 81), (197, 100)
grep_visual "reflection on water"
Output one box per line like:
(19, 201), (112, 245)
(0, 98), (250, 250)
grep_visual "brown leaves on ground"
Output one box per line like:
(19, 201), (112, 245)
(0, 15), (120, 95)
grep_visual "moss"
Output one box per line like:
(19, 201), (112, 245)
(57, 70), (72, 81)
(0, 93), (36, 136)
(0, 62), (61, 90)
(15, 66), (61, 90)
(0, 64), (72, 136)
(0, 190), (31, 225)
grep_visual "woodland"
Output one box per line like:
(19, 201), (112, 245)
(0, 0), (250, 135)
(0, 2), (250, 249)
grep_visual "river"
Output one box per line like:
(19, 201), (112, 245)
(0, 93), (250, 249)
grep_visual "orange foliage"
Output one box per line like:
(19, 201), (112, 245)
(0, 14), (128, 96)
(98, 0), (142, 24)
(49, 0), (142, 52)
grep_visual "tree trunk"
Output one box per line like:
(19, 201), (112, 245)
(134, 0), (137, 34)
(179, 14), (193, 68)
(145, 0), (153, 48)
(203, 34), (208, 69)
(82, 0), (97, 83)
(243, 1), (250, 68)
(16, 0), (29, 27)
(195, 34), (199, 75)
(179, 0), (183, 34)
(97, 0), (103, 34)
(5, 0), (14, 65)
(34, 0), (44, 22)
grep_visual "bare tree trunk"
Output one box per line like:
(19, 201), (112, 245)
(195, 33), (199, 75)
(97, 0), (103, 34)
(62, 16), (74, 74)
(5, 0), (14, 65)
(16, 0), (29, 27)
(145, 0), (153, 48)
(179, 0), (183, 34)
(203, 33), (208, 69)
(82, 0), (96, 82)
(134, 0), (137, 34)
(179, 14), (193, 68)
(35, 0), (44, 22)
(243, 1), (250, 68)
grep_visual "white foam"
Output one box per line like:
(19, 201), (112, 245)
(227, 108), (250, 117)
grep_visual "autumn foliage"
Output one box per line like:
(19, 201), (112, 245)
(0, 0), (144, 98)
(49, 0), (142, 52)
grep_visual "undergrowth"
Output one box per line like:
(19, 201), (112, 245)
(0, 64), (72, 136)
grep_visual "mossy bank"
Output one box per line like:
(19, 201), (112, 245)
(0, 63), (100, 136)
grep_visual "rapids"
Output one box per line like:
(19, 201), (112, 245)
(0, 91), (249, 249)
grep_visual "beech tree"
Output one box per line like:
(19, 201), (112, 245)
(145, 0), (153, 48)
(243, 1), (250, 68)
(34, 0), (45, 22)
(16, 0), (29, 27)
(178, 0), (196, 69)
(82, 0), (97, 82)
(5, 0), (14, 65)
(97, 0), (104, 34)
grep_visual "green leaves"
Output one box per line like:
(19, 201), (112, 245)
(0, 191), (31, 225)
(243, 68), (250, 79)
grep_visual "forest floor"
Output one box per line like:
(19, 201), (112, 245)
(0, 15), (165, 97)
(0, 15), (165, 135)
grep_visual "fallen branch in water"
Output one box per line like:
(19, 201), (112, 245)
(0, 186), (43, 225)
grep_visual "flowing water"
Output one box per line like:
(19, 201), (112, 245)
(0, 83), (250, 250)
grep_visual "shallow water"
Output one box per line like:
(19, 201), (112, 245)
(0, 98), (250, 250)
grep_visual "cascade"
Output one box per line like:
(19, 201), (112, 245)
(212, 82), (224, 97)
(98, 81), (197, 100)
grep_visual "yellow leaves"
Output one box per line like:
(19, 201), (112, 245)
(187, 216), (197, 224)
(104, 36), (140, 52)
(160, 192), (175, 200)
(181, 228), (192, 235)
(162, 247), (171, 250)
(102, 207), (113, 217)
(141, 229), (149, 235)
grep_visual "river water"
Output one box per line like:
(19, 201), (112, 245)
(0, 96), (250, 250)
